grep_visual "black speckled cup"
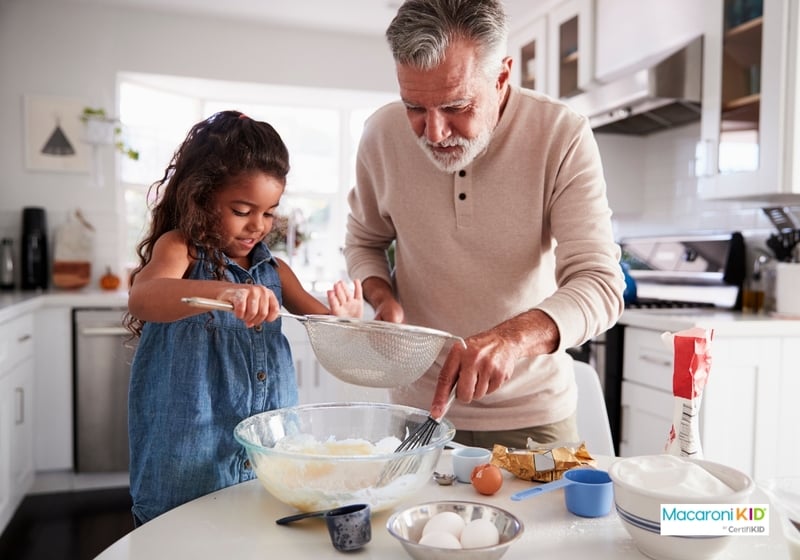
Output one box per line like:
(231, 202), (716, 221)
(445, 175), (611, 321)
(325, 504), (371, 552)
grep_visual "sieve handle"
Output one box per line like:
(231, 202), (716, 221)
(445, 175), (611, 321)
(181, 297), (234, 311)
(181, 297), (304, 321)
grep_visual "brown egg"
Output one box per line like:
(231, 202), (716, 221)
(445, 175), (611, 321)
(470, 463), (503, 495)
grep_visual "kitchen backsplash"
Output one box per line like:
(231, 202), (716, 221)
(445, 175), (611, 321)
(597, 121), (798, 241)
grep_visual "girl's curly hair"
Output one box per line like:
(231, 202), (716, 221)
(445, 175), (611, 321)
(124, 110), (290, 337)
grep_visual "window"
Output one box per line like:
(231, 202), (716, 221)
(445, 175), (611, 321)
(118, 73), (396, 289)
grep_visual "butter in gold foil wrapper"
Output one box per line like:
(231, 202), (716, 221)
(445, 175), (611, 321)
(491, 441), (596, 482)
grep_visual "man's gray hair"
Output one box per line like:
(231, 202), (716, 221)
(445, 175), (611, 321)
(386, 0), (509, 76)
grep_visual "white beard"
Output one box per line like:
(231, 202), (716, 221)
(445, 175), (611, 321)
(416, 127), (493, 174)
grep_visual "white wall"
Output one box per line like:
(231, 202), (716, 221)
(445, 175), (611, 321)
(596, 124), (784, 242)
(0, 0), (396, 288)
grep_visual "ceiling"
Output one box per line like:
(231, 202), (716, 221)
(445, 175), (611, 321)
(66, 0), (539, 36)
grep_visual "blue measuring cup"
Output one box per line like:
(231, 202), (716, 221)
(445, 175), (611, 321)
(511, 468), (613, 518)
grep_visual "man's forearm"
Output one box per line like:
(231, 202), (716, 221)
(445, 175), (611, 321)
(492, 308), (560, 359)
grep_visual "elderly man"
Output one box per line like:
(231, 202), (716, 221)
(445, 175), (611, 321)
(344, 0), (624, 449)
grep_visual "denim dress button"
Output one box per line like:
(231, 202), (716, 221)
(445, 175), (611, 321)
(257, 371), (266, 381)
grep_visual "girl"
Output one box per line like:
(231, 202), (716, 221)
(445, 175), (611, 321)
(125, 110), (362, 525)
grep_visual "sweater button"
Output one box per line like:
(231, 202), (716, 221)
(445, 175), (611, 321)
(458, 193), (467, 200)
(458, 170), (466, 177)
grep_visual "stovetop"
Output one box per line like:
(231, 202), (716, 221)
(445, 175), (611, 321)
(620, 232), (746, 311)
(625, 297), (717, 310)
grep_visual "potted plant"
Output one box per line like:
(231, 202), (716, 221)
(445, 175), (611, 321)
(80, 107), (139, 160)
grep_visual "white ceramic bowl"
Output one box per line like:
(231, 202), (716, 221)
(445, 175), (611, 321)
(234, 402), (455, 513)
(608, 455), (755, 560)
(386, 500), (523, 560)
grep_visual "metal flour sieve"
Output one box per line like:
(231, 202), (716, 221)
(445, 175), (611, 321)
(181, 297), (464, 388)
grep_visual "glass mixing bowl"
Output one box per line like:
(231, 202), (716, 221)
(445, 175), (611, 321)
(234, 402), (456, 513)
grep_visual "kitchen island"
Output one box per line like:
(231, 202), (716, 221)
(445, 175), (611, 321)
(93, 451), (789, 560)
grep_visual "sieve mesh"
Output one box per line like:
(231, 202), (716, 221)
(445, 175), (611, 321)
(179, 298), (464, 388)
(301, 319), (463, 388)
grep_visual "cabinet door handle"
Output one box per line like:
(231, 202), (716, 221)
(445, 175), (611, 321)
(15, 387), (24, 425)
(638, 353), (672, 367)
(17, 333), (32, 343)
(694, 139), (716, 178)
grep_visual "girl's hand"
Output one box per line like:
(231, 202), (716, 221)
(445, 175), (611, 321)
(218, 285), (281, 328)
(328, 278), (363, 319)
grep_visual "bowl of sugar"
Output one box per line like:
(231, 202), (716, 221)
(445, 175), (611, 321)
(608, 454), (754, 560)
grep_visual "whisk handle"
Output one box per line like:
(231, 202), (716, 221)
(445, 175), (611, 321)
(432, 384), (457, 422)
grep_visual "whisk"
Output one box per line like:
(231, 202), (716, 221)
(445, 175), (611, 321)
(376, 385), (457, 486)
(395, 386), (457, 452)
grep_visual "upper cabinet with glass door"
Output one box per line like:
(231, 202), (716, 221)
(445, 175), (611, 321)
(698, 0), (800, 200)
(546, 0), (594, 100)
(508, 15), (548, 93)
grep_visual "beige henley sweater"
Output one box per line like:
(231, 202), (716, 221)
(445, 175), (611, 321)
(344, 86), (625, 431)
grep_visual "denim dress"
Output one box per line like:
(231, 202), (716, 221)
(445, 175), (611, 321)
(128, 242), (298, 525)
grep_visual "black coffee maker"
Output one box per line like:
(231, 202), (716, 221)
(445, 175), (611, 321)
(21, 207), (49, 290)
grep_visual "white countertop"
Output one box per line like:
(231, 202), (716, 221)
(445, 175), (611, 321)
(0, 288), (129, 322)
(93, 452), (789, 560)
(619, 308), (800, 336)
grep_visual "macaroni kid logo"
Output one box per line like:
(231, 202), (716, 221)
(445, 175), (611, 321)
(660, 504), (770, 536)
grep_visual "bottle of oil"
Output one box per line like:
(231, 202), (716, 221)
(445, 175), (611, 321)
(742, 255), (768, 313)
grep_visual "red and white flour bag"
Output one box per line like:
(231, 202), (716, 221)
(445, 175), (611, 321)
(661, 327), (714, 458)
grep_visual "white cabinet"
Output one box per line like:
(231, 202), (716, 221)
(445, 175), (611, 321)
(509, 15), (548, 92)
(0, 312), (35, 535)
(594, 0), (705, 81)
(620, 381), (673, 457)
(546, 0), (594, 99)
(620, 325), (786, 479)
(33, 306), (73, 471)
(698, 0), (800, 200)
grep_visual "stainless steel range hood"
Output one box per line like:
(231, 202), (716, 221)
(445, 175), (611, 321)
(567, 36), (703, 135)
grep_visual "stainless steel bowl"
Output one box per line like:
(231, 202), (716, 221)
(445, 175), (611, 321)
(386, 501), (524, 560)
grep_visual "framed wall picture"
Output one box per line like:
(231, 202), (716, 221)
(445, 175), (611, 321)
(24, 95), (91, 173)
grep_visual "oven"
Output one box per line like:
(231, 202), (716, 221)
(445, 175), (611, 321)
(575, 232), (746, 455)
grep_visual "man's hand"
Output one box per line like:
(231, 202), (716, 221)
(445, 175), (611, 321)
(428, 309), (560, 418)
(361, 277), (404, 323)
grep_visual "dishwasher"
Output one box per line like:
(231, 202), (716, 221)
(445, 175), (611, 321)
(72, 307), (137, 473)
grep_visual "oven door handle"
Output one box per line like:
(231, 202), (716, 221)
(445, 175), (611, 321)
(80, 326), (130, 337)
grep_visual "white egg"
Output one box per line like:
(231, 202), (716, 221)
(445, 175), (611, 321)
(419, 531), (462, 549)
(460, 518), (500, 549)
(421, 511), (466, 539)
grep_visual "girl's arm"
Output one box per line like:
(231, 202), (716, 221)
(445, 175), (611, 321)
(277, 258), (363, 319)
(128, 230), (281, 327)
